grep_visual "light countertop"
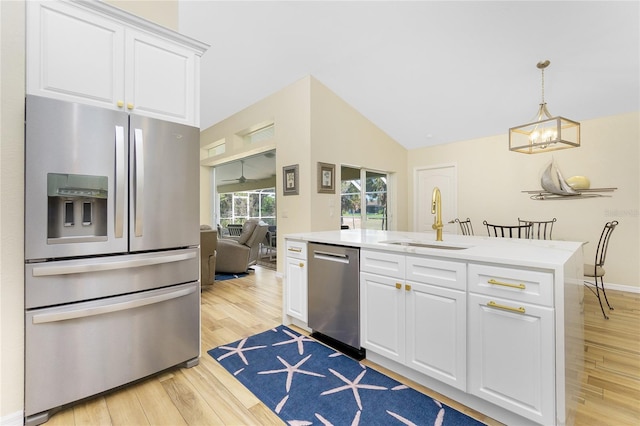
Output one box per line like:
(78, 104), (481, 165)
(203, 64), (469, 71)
(285, 229), (584, 270)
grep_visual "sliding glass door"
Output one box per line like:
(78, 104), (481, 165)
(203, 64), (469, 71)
(340, 166), (387, 230)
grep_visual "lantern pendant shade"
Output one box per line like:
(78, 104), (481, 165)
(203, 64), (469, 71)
(509, 60), (581, 154)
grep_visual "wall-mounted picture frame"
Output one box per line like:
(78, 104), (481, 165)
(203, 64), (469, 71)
(283, 164), (299, 196)
(317, 162), (335, 194)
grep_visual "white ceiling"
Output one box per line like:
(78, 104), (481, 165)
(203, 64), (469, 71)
(179, 0), (639, 161)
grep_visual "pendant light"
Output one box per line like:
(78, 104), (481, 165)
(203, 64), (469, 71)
(509, 60), (580, 154)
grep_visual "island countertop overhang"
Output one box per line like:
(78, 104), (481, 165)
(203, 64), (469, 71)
(284, 229), (584, 270)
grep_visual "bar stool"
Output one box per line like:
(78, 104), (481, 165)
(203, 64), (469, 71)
(453, 218), (474, 236)
(518, 217), (557, 240)
(584, 220), (619, 319)
(483, 220), (532, 238)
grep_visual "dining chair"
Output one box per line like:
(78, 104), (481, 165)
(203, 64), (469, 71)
(483, 220), (532, 238)
(518, 217), (557, 240)
(453, 218), (474, 236)
(584, 220), (619, 319)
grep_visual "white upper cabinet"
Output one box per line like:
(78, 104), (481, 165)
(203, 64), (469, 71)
(26, 0), (208, 126)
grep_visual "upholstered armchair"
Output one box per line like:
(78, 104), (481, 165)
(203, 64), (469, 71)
(215, 219), (269, 274)
(200, 225), (218, 286)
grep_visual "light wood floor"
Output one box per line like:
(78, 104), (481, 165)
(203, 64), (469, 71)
(44, 266), (639, 425)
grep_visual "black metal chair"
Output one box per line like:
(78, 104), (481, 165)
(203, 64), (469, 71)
(518, 217), (557, 240)
(584, 220), (619, 319)
(453, 218), (474, 236)
(483, 220), (532, 239)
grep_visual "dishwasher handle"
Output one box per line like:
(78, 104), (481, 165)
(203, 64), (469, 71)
(313, 250), (351, 264)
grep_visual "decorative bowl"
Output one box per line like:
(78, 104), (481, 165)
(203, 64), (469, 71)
(566, 175), (590, 190)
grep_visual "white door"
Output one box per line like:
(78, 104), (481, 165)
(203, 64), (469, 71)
(26, 0), (125, 109)
(414, 164), (458, 234)
(285, 257), (307, 321)
(468, 293), (555, 425)
(405, 281), (466, 390)
(126, 29), (197, 125)
(360, 272), (405, 363)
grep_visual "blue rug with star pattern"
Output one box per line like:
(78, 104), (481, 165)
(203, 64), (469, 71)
(208, 325), (485, 425)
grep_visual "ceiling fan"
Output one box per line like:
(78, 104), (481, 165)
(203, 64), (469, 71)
(223, 160), (256, 184)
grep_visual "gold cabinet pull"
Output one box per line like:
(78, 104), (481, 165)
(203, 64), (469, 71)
(405, 284), (411, 291)
(488, 278), (526, 290)
(487, 301), (525, 314)
(127, 102), (134, 110)
(288, 247), (302, 253)
(395, 283), (402, 289)
(298, 262), (304, 268)
(117, 100), (124, 108)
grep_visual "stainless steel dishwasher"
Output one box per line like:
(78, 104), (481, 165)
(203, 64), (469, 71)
(307, 242), (364, 359)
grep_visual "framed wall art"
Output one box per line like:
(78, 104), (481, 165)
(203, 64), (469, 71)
(283, 164), (299, 196)
(317, 162), (335, 194)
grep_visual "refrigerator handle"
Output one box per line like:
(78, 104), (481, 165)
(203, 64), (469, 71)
(30, 250), (197, 277)
(31, 285), (196, 324)
(134, 128), (145, 237)
(114, 125), (125, 238)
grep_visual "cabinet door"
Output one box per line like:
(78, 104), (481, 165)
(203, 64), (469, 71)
(125, 29), (197, 125)
(468, 293), (555, 425)
(26, 1), (125, 109)
(285, 256), (307, 322)
(405, 281), (466, 390)
(360, 272), (404, 363)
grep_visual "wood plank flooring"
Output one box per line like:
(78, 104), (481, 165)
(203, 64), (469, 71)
(44, 266), (639, 425)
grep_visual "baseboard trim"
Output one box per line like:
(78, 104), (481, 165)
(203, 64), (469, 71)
(604, 282), (640, 294)
(1, 410), (24, 426)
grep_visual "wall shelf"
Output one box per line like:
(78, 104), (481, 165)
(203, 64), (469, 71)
(522, 188), (617, 200)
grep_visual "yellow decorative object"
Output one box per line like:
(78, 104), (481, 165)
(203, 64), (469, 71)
(566, 175), (591, 190)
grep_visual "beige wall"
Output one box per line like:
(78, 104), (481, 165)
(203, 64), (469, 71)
(0, 1), (178, 421)
(309, 77), (408, 231)
(200, 76), (310, 242)
(105, 0), (179, 30)
(200, 76), (409, 271)
(0, 0), (26, 421)
(407, 112), (640, 290)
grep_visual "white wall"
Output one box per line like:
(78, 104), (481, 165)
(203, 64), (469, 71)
(407, 112), (640, 290)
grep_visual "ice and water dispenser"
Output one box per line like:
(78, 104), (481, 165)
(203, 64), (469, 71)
(47, 173), (108, 243)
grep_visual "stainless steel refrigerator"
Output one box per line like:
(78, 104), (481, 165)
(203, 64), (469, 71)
(24, 95), (200, 426)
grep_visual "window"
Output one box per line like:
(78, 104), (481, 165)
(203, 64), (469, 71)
(243, 123), (274, 145)
(218, 188), (276, 227)
(341, 166), (387, 230)
(207, 139), (226, 157)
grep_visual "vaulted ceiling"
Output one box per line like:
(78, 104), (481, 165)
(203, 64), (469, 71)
(180, 1), (639, 155)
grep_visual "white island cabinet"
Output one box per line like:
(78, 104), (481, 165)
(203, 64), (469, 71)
(361, 250), (467, 390)
(284, 230), (584, 426)
(467, 264), (556, 425)
(26, 0), (208, 126)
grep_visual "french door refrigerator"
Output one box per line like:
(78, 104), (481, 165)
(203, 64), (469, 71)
(24, 95), (200, 426)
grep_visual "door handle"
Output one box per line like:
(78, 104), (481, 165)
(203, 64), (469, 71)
(114, 125), (125, 238)
(487, 300), (526, 314)
(313, 251), (349, 264)
(134, 128), (145, 237)
(487, 278), (526, 290)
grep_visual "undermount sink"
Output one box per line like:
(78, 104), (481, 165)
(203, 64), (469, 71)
(379, 240), (471, 250)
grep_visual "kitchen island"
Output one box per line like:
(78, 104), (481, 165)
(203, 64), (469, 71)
(283, 229), (584, 426)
